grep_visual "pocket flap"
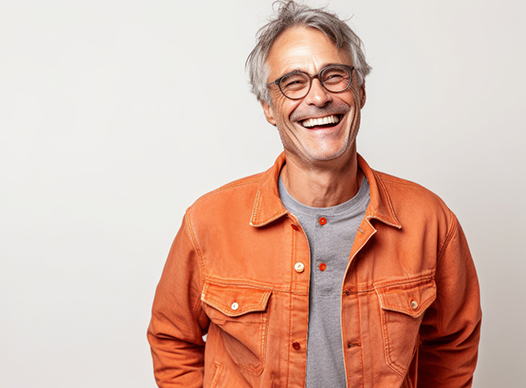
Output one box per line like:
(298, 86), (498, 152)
(376, 278), (436, 318)
(201, 282), (272, 317)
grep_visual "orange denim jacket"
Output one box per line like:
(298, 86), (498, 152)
(148, 153), (481, 387)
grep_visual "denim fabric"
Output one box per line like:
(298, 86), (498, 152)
(148, 153), (481, 387)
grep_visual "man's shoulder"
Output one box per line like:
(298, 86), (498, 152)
(373, 169), (454, 224)
(376, 170), (445, 203)
(375, 170), (422, 187)
(186, 171), (266, 218)
(184, 154), (285, 228)
(359, 155), (449, 212)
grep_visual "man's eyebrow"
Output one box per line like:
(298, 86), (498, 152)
(280, 63), (350, 76)
(278, 67), (306, 75)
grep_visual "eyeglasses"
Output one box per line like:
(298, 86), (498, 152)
(267, 64), (354, 100)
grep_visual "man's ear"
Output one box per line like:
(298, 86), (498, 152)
(261, 100), (277, 126)
(359, 82), (366, 109)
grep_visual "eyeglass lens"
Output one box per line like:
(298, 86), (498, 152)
(279, 65), (352, 99)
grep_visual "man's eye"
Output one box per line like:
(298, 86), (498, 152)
(284, 80), (304, 88)
(281, 74), (308, 90)
(323, 73), (346, 84)
(281, 78), (308, 90)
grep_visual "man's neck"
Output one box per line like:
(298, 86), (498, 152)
(280, 149), (362, 208)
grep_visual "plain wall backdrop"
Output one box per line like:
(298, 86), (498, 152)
(1, 0), (525, 386)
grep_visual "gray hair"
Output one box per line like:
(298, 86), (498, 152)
(246, 0), (372, 103)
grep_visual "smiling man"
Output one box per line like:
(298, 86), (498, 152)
(147, 1), (481, 387)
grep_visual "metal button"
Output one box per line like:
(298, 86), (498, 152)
(294, 262), (305, 273)
(231, 302), (239, 310)
(410, 300), (418, 310)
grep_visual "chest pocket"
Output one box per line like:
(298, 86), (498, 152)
(375, 277), (436, 377)
(201, 282), (272, 375)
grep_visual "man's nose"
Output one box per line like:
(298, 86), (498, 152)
(303, 78), (332, 107)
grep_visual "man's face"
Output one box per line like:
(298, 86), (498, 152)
(261, 27), (366, 168)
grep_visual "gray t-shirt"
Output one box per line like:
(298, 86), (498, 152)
(279, 175), (370, 387)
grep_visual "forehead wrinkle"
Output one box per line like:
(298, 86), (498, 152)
(266, 27), (353, 80)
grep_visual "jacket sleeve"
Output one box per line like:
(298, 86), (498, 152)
(147, 212), (210, 387)
(418, 215), (482, 387)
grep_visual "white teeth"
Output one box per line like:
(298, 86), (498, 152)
(302, 115), (340, 128)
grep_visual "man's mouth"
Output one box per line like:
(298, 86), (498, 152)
(300, 114), (341, 129)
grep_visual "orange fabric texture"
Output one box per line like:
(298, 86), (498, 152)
(147, 153), (481, 387)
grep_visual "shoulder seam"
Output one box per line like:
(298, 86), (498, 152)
(435, 209), (458, 337)
(184, 211), (207, 321)
(437, 209), (458, 263)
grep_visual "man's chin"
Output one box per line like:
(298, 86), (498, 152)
(304, 145), (352, 163)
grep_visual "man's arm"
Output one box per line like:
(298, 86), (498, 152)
(147, 213), (209, 387)
(418, 215), (482, 387)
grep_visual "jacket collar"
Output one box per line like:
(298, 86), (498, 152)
(358, 154), (402, 229)
(249, 153), (288, 227)
(250, 153), (401, 229)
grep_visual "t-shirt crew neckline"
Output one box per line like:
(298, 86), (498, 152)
(278, 172), (370, 218)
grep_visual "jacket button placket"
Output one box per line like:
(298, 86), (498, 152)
(288, 218), (309, 386)
(341, 221), (375, 387)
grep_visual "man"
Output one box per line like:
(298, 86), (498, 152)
(148, 1), (481, 387)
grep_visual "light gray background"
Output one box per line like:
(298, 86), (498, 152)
(1, 0), (524, 387)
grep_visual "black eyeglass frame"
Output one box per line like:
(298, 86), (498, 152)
(267, 64), (355, 100)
